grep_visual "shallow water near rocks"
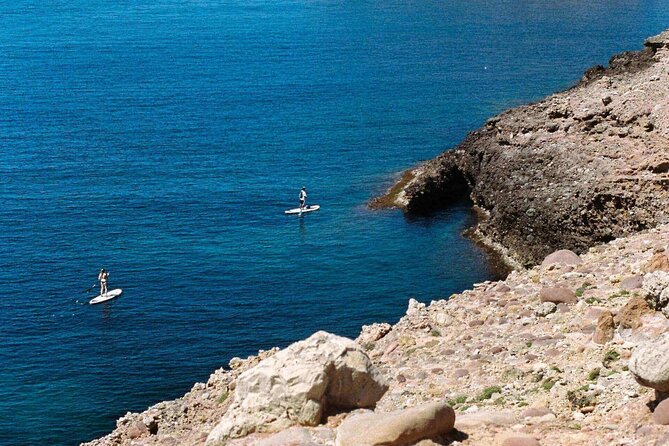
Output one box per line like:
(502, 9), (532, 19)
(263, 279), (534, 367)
(1, 1), (668, 445)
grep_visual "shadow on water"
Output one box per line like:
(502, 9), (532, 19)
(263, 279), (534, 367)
(402, 197), (512, 281)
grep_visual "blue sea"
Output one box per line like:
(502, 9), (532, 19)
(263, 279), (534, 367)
(1, 1), (667, 444)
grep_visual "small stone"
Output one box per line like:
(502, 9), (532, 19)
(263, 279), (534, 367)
(496, 432), (540, 446)
(453, 369), (469, 379)
(535, 302), (557, 317)
(620, 275), (644, 290)
(127, 422), (149, 439)
(592, 310), (614, 344)
(495, 283), (512, 293)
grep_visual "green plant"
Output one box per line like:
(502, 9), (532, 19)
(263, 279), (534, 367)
(478, 386), (502, 401)
(603, 350), (620, 366)
(576, 282), (594, 297)
(526, 341), (533, 348)
(550, 365), (562, 373)
(430, 328), (441, 337)
(585, 297), (601, 304)
(541, 377), (557, 391)
(587, 368), (601, 381)
(448, 395), (468, 406)
(217, 390), (229, 404)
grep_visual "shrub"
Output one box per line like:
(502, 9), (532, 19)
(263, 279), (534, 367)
(587, 368), (600, 381)
(478, 386), (502, 401)
(541, 377), (557, 391)
(217, 390), (229, 404)
(603, 350), (620, 366)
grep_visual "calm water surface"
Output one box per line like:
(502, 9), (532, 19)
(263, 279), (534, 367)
(1, 1), (668, 444)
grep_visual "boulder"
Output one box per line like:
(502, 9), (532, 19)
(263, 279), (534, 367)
(593, 310), (615, 344)
(206, 331), (388, 444)
(629, 332), (669, 392)
(654, 399), (669, 425)
(541, 250), (582, 268)
(335, 402), (455, 446)
(539, 287), (577, 304)
(615, 296), (652, 329)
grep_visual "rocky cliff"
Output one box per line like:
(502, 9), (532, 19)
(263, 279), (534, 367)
(373, 30), (669, 267)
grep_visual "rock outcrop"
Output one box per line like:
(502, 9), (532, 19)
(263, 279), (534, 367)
(372, 29), (669, 267)
(205, 331), (388, 444)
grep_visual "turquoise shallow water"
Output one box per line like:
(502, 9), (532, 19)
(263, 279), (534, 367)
(1, 1), (668, 444)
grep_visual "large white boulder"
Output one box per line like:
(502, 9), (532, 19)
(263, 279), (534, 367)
(205, 331), (388, 445)
(629, 331), (669, 391)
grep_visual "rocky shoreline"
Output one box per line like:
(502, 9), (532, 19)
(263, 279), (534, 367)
(372, 29), (669, 268)
(84, 225), (669, 446)
(83, 30), (669, 446)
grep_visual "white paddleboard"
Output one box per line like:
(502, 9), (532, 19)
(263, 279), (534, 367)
(89, 289), (123, 305)
(285, 205), (320, 215)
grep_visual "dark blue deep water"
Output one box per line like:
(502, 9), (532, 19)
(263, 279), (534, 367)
(1, 1), (668, 444)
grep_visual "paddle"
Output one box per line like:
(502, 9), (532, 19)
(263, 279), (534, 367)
(84, 283), (98, 294)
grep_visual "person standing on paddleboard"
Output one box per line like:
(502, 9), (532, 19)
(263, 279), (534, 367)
(299, 186), (307, 209)
(98, 268), (109, 296)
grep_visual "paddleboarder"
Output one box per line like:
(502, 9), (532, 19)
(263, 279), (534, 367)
(98, 268), (109, 296)
(299, 186), (307, 209)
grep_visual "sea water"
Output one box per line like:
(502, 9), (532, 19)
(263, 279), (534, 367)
(1, 1), (668, 444)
